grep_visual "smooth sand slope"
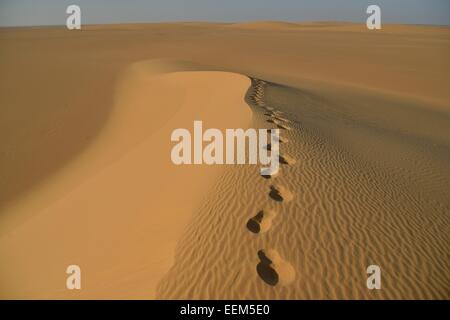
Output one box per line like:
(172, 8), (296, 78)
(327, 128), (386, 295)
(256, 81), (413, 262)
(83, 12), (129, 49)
(0, 22), (449, 299)
(0, 59), (252, 298)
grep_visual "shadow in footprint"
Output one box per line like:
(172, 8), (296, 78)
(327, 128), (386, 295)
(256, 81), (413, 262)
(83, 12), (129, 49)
(247, 211), (264, 233)
(274, 136), (288, 144)
(256, 249), (296, 286)
(256, 250), (279, 286)
(247, 210), (277, 234)
(273, 116), (290, 124)
(261, 166), (278, 179)
(280, 155), (296, 165)
(277, 123), (291, 130)
(269, 185), (293, 202)
(247, 221), (261, 234)
(269, 187), (284, 202)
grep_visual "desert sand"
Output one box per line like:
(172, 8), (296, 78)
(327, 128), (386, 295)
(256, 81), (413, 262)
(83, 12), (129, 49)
(0, 22), (449, 299)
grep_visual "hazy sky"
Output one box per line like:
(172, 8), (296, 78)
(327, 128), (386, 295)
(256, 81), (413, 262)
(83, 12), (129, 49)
(0, 0), (449, 27)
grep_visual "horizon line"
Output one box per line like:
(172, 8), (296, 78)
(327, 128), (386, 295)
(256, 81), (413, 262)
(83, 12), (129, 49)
(1, 19), (450, 29)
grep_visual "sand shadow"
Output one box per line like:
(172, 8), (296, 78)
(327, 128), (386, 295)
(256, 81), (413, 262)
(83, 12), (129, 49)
(269, 187), (284, 202)
(247, 210), (277, 234)
(256, 250), (279, 286)
(269, 185), (293, 202)
(279, 154), (296, 165)
(246, 211), (264, 233)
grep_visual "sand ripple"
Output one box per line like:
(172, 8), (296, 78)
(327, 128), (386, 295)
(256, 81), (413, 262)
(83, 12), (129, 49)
(157, 78), (450, 299)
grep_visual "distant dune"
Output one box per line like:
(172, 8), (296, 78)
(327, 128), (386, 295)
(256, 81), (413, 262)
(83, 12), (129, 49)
(228, 20), (450, 35)
(0, 22), (449, 299)
(227, 20), (366, 30)
(228, 21), (302, 30)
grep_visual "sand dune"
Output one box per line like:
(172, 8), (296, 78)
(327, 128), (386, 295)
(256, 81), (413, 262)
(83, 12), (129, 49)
(228, 20), (450, 35)
(0, 60), (251, 298)
(0, 22), (449, 299)
(157, 77), (449, 299)
(228, 21), (302, 30)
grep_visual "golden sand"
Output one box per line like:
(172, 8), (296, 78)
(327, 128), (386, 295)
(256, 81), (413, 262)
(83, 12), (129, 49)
(0, 22), (449, 299)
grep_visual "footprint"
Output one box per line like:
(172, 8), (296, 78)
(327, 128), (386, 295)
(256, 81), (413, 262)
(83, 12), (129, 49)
(264, 109), (282, 116)
(247, 209), (277, 234)
(277, 123), (291, 131)
(279, 154), (296, 165)
(266, 118), (281, 125)
(267, 109), (282, 115)
(256, 249), (295, 286)
(263, 142), (286, 151)
(275, 136), (288, 144)
(269, 184), (293, 202)
(272, 116), (290, 124)
(264, 133), (287, 144)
